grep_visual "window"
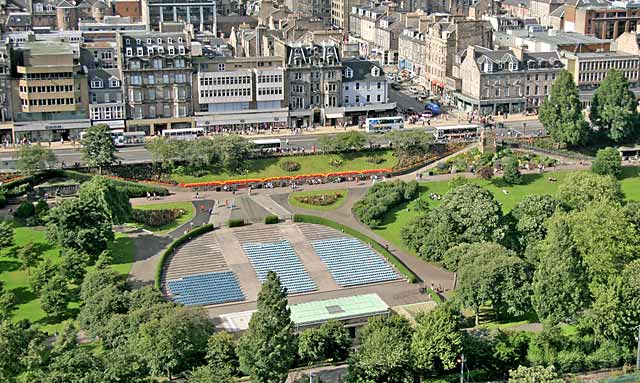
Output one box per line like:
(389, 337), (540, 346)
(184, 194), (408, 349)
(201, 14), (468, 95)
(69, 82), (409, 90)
(91, 79), (103, 88)
(153, 59), (162, 69)
(126, 48), (133, 57)
(344, 67), (353, 78)
(377, 94), (381, 102)
(355, 96), (360, 103)
(137, 47), (144, 56)
(148, 88), (156, 100)
(366, 95), (371, 103)
(167, 37), (174, 44)
(178, 46), (185, 55)
(178, 36), (183, 43)
(149, 104), (156, 117)
(168, 46), (175, 55)
(136, 39), (141, 45)
(294, 72), (302, 80)
(101, 51), (112, 60)
(147, 38), (152, 44)
(218, 63), (225, 71)
(175, 59), (185, 68)
(130, 75), (142, 85)
(163, 104), (171, 116)
(147, 74), (155, 84)
(157, 38), (162, 44)
(163, 74), (169, 84)
(355, 82), (360, 90)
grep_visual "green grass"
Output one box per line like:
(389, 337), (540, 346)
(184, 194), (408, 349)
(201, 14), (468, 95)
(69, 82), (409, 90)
(130, 202), (196, 234)
(0, 223), (135, 334)
(373, 167), (640, 253)
(288, 189), (349, 211)
(171, 150), (398, 183)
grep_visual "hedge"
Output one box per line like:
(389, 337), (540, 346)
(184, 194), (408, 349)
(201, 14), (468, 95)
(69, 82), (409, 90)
(292, 214), (418, 283)
(264, 215), (279, 224)
(155, 224), (215, 289)
(228, 218), (245, 228)
(15, 201), (35, 219)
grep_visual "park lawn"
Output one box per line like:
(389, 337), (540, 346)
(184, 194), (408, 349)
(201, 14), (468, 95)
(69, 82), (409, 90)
(171, 150), (398, 183)
(130, 202), (196, 234)
(374, 167), (640, 254)
(288, 189), (349, 211)
(0, 224), (135, 334)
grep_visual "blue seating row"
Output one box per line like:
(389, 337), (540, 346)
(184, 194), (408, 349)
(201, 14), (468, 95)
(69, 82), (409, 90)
(167, 271), (245, 306)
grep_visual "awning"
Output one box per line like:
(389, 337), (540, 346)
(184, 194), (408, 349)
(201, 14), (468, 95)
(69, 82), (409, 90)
(325, 112), (344, 119)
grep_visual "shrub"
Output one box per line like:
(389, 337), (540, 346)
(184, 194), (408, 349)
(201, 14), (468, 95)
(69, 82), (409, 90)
(478, 166), (494, 180)
(155, 224), (215, 288)
(15, 201), (35, 219)
(329, 157), (343, 168)
(132, 208), (185, 227)
(366, 155), (385, 164)
(353, 180), (418, 227)
(502, 156), (523, 185)
(34, 200), (49, 224)
(228, 219), (245, 228)
(279, 161), (301, 172)
(264, 215), (279, 224)
(592, 147), (622, 179)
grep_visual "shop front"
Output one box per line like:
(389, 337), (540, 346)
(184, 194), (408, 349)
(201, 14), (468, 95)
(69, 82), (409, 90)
(196, 108), (289, 134)
(13, 119), (91, 143)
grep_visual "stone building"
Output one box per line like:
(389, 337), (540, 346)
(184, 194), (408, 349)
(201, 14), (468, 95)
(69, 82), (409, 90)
(116, 31), (194, 134)
(349, 4), (404, 65)
(564, 0), (640, 40)
(337, 59), (394, 125)
(454, 46), (563, 115)
(330, 0), (367, 30)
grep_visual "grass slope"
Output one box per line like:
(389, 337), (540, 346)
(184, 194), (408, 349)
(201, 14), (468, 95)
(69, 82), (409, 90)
(171, 150), (398, 183)
(131, 202), (196, 234)
(374, 167), (640, 254)
(0, 223), (135, 334)
(288, 189), (349, 211)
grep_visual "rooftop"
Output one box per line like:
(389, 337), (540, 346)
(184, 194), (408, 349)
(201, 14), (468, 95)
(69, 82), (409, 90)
(290, 293), (389, 326)
(529, 30), (607, 45)
(24, 41), (73, 55)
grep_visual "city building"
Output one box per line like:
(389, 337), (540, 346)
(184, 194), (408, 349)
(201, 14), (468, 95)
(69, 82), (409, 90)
(116, 31), (194, 134)
(398, 16), (492, 97)
(10, 40), (89, 142)
(494, 29), (611, 53)
(349, 4), (404, 65)
(285, 0), (331, 21)
(79, 16), (148, 41)
(330, 0), (367, 30)
(564, 0), (640, 40)
(114, 0), (144, 20)
(56, 0), (113, 31)
(141, 0), (222, 33)
(454, 46), (563, 115)
(530, 0), (564, 27)
(0, 44), (13, 143)
(194, 55), (288, 133)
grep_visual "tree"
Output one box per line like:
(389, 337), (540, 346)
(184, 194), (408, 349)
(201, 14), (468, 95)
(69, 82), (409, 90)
(320, 131), (368, 153)
(539, 70), (590, 146)
(16, 243), (42, 274)
(80, 124), (117, 174)
(29, 258), (58, 293)
(532, 213), (590, 323)
(188, 365), (233, 383)
(298, 320), (351, 364)
(146, 136), (179, 174)
(347, 317), (414, 383)
(238, 271), (296, 383)
(556, 171), (622, 210)
(0, 320), (46, 379)
(385, 129), (432, 157)
(34, 200), (49, 225)
(206, 332), (238, 375)
(59, 248), (90, 286)
(0, 282), (15, 321)
(590, 69), (639, 143)
(78, 176), (132, 225)
(101, 345), (151, 383)
(0, 221), (14, 250)
(78, 285), (129, 338)
(14, 144), (57, 175)
(502, 156), (523, 185)
(135, 306), (213, 381)
(40, 274), (71, 318)
(592, 147), (622, 179)
(216, 135), (253, 173)
(79, 268), (126, 302)
(508, 366), (564, 383)
(52, 320), (78, 355)
(457, 248), (532, 325)
(509, 194), (560, 252)
(46, 195), (114, 257)
(45, 347), (103, 382)
(411, 304), (462, 373)
(443, 242), (511, 272)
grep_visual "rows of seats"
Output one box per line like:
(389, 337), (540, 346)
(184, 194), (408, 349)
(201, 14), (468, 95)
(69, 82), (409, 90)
(310, 237), (400, 287)
(164, 232), (228, 280)
(242, 240), (317, 294)
(167, 271), (245, 306)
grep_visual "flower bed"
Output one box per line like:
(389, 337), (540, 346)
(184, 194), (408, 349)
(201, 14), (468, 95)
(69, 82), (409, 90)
(294, 192), (343, 207)
(132, 208), (186, 227)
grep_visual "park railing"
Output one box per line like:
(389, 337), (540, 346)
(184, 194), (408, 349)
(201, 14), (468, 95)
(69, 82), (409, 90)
(292, 214), (418, 283)
(155, 224), (215, 290)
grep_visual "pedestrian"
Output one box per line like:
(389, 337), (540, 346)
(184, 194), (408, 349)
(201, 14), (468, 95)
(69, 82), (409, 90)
(152, 192), (157, 200)
(195, 191), (199, 199)
(146, 191), (150, 200)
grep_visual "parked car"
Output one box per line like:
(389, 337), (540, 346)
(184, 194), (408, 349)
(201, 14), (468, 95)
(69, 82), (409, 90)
(409, 86), (420, 94)
(386, 73), (396, 80)
(391, 83), (402, 90)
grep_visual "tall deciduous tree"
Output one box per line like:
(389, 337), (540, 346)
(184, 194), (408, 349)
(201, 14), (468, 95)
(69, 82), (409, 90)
(0, 320), (46, 380)
(591, 147), (622, 179)
(238, 271), (296, 383)
(298, 320), (351, 364)
(590, 69), (639, 143)
(0, 281), (15, 321)
(532, 213), (590, 323)
(78, 176), (132, 225)
(80, 124), (117, 174)
(188, 365), (233, 383)
(539, 70), (590, 147)
(16, 243), (42, 274)
(502, 156), (522, 185)
(15, 144), (57, 175)
(216, 135), (253, 173)
(146, 136), (179, 174)
(0, 221), (14, 250)
(411, 304), (462, 373)
(205, 332), (238, 375)
(556, 171), (622, 211)
(509, 194), (561, 253)
(40, 274), (71, 318)
(385, 129), (432, 157)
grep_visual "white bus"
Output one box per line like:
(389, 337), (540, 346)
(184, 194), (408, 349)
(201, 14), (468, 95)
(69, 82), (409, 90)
(114, 131), (146, 147)
(161, 128), (205, 140)
(365, 116), (404, 133)
(251, 138), (281, 151)
(434, 125), (481, 141)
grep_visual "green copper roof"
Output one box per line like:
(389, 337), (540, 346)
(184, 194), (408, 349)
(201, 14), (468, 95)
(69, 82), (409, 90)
(290, 293), (389, 325)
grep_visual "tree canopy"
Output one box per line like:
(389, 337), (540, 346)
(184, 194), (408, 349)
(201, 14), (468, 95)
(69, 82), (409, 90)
(590, 69), (639, 143)
(15, 145), (57, 175)
(556, 171), (622, 210)
(80, 124), (117, 174)
(78, 176), (132, 225)
(591, 147), (622, 179)
(411, 304), (462, 373)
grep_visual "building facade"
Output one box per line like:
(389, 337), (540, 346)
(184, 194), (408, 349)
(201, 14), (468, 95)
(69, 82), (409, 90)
(116, 31), (193, 134)
(564, 0), (640, 40)
(142, 0), (221, 32)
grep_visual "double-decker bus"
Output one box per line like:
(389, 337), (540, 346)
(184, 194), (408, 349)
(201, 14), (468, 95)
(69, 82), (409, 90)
(160, 128), (205, 140)
(365, 116), (404, 133)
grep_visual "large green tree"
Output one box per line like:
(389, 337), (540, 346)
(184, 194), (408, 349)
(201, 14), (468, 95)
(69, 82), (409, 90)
(237, 271), (295, 383)
(509, 194), (561, 253)
(298, 320), (351, 364)
(539, 70), (590, 146)
(532, 213), (590, 323)
(319, 131), (368, 153)
(591, 147), (622, 179)
(347, 317), (414, 383)
(590, 69), (639, 143)
(411, 304), (462, 373)
(188, 365), (233, 383)
(78, 284), (130, 338)
(78, 176), (132, 225)
(40, 274), (72, 318)
(146, 136), (179, 174)
(135, 307), (213, 381)
(80, 124), (117, 174)
(15, 242), (42, 275)
(46, 195), (114, 257)
(15, 144), (57, 175)
(205, 332), (238, 375)
(0, 320), (46, 380)
(0, 221), (14, 250)
(385, 129), (432, 157)
(556, 171), (622, 211)
(402, 208), (460, 262)
(0, 282), (15, 321)
(216, 135), (253, 173)
(502, 156), (523, 185)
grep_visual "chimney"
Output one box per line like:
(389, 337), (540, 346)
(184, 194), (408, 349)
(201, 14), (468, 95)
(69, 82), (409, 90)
(513, 45), (524, 60)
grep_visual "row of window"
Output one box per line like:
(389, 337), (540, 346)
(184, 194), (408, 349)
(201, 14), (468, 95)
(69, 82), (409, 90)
(257, 74), (283, 83)
(483, 85), (549, 98)
(22, 72), (73, 80)
(579, 59), (638, 72)
(90, 80), (121, 89)
(345, 94), (382, 104)
(90, 105), (124, 121)
(91, 92), (122, 104)
(129, 58), (187, 70)
(199, 76), (252, 86)
(579, 71), (637, 83)
(257, 87), (283, 96)
(131, 104), (188, 119)
(125, 37), (184, 46)
(129, 73), (188, 85)
(20, 85), (74, 93)
(199, 88), (251, 98)
(21, 98), (77, 106)
(130, 87), (188, 102)
(292, 71), (337, 80)
(125, 45), (186, 57)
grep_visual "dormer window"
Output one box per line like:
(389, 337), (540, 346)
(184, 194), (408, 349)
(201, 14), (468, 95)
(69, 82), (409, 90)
(168, 37), (174, 44)
(509, 61), (517, 71)
(345, 67), (353, 78)
(90, 79), (103, 88)
(147, 38), (152, 44)
(136, 39), (141, 45)
(125, 38), (130, 45)
(109, 78), (120, 88)
(136, 47), (144, 56)
(157, 38), (162, 44)
(371, 66), (380, 76)
(178, 36), (183, 43)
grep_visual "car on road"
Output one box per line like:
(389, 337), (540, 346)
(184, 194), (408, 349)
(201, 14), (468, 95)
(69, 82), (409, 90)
(391, 83), (402, 90)
(386, 73), (396, 81)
